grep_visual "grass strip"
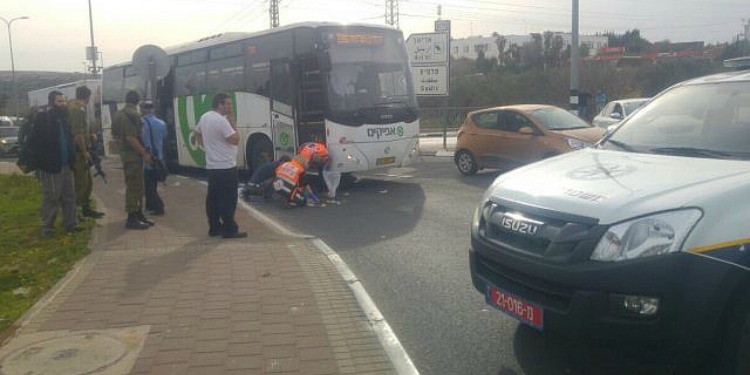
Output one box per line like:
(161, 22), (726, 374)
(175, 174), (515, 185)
(0, 174), (92, 333)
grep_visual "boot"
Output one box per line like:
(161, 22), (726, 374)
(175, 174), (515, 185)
(82, 204), (105, 219)
(125, 213), (150, 230)
(136, 211), (155, 226)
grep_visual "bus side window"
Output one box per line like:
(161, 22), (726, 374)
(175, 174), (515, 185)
(250, 62), (271, 97)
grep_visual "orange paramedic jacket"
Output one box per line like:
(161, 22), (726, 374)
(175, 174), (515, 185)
(274, 159), (306, 199)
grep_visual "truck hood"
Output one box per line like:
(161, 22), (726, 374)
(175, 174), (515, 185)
(489, 149), (750, 224)
(551, 127), (605, 142)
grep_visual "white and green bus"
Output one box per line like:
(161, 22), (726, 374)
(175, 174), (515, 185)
(102, 22), (419, 173)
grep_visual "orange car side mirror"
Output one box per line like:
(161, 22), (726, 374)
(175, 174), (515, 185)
(518, 126), (535, 135)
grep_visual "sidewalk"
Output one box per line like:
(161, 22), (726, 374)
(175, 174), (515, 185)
(0, 160), (405, 374)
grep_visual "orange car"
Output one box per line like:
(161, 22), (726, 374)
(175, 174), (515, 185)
(454, 104), (605, 175)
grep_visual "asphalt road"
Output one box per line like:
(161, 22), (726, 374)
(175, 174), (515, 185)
(250, 156), (679, 375)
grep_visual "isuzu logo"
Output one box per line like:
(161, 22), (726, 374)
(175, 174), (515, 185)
(500, 213), (544, 237)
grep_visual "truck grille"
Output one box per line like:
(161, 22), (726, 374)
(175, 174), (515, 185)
(478, 199), (604, 262)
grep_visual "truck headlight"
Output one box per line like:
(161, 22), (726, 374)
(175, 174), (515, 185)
(566, 138), (592, 150)
(591, 209), (702, 262)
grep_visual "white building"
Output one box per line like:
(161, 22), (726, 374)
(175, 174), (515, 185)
(450, 33), (608, 60)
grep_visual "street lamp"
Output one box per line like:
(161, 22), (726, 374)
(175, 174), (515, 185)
(0, 16), (29, 117)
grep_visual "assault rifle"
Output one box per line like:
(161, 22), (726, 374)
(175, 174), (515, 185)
(87, 139), (107, 183)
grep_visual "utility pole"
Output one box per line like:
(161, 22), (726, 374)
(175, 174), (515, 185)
(0, 16), (29, 117)
(86, 0), (98, 77)
(385, 0), (399, 29)
(570, 0), (580, 116)
(270, 0), (280, 28)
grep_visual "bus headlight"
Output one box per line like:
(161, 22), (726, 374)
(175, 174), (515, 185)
(591, 209), (702, 262)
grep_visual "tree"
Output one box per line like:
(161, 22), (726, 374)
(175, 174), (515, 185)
(543, 32), (565, 70)
(493, 32), (507, 66)
(607, 29), (652, 53)
(475, 50), (496, 74)
(523, 33), (544, 70)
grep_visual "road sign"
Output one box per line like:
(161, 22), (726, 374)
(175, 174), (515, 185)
(406, 33), (448, 64)
(435, 20), (451, 34)
(411, 65), (449, 96)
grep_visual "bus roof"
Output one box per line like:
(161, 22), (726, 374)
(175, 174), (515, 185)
(105, 22), (399, 69)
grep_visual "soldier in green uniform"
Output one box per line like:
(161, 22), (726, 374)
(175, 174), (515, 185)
(68, 86), (104, 219)
(112, 90), (154, 230)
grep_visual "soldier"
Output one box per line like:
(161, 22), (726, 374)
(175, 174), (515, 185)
(112, 90), (154, 230)
(68, 86), (104, 219)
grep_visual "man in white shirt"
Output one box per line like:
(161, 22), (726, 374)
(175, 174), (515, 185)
(193, 93), (247, 239)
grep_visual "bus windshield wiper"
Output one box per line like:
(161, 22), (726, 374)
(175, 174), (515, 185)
(650, 147), (733, 159)
(605, 139), (637, 152)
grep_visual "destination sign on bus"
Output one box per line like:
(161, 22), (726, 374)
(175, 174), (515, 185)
(336, 33), (384, 45)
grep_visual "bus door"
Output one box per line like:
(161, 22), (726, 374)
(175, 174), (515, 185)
(296, 55), (327, 145)
(270, 59), (296, 160)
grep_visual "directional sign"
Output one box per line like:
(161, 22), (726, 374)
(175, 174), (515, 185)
(406, 33), (449, 64)
(411, 65), (449, 96)
(435, 20), (451, 34)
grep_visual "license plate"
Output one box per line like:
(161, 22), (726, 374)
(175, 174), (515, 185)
(486, 284), (543, 330)
(376, 156), (396, 166)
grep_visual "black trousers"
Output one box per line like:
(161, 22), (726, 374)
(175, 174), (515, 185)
(144, 169), (164, 213)
(206, 167), (239, 235)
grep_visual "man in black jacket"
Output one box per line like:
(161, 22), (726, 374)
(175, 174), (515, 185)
(29, 91), (80, 236)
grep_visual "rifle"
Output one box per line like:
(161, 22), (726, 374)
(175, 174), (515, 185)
(87, 138), (107, 184)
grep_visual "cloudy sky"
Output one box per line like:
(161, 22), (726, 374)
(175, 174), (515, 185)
(1, 0), (747, 72)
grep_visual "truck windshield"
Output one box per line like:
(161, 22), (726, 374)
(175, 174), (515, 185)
(605, 81), (750, 160)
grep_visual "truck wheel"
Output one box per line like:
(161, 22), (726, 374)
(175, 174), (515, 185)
(455, 150), (478, 175)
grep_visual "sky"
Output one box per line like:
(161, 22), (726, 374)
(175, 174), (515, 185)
(1, 0), (748, 73)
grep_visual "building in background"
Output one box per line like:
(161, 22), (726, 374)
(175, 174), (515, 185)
(450, 33), (608, 61)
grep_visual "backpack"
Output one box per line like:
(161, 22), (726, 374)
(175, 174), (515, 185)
(16, 110), (40, 174)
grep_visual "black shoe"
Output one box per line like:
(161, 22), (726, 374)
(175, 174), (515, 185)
(125, 218), (150, 230)
(82, 207), (105, 219)
(126, 213), (150, 230)
(136, 211), (155, 226)
(66, 226), (84, 235)
(209, 231), (222, 237)
(222, 231), (247, 239)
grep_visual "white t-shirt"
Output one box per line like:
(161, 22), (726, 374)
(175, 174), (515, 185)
(195, 110), (237, 169)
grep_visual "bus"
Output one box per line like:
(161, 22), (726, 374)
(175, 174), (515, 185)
(102, 22), (420, 173)
(27, 79), (106, 153)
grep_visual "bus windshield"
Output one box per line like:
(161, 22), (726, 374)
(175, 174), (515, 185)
(322, 29), (417, 125)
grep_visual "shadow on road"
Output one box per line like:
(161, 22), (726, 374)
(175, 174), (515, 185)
(252, 176), (426, 250)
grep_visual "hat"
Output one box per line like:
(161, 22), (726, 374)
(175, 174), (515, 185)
(139, 101), (154, 110)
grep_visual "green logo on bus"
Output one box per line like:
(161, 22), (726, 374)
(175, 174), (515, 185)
(280, 132), (290, 146)
(175, 93), (238, 167)
(397, 125), (404, 137)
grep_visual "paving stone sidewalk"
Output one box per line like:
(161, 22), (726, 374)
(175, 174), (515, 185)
(0, 160), (397, 374)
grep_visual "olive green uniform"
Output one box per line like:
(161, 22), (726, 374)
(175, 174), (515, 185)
(113, 104), (144, 214)
(68, 100), (92, 207)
